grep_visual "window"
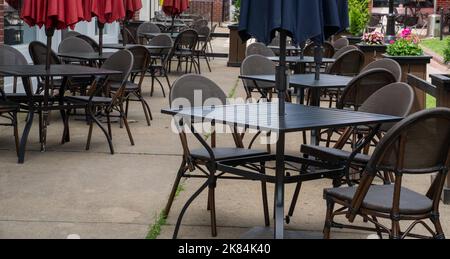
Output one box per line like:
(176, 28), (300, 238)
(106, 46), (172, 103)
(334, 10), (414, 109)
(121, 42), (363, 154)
(4, 3), (37, 45)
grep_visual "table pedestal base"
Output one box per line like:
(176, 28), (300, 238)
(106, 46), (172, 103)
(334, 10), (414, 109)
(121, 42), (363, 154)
(241, 227), (323, 240)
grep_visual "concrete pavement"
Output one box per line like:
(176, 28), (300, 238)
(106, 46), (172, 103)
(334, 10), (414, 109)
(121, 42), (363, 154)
(0, 34), (449, 239)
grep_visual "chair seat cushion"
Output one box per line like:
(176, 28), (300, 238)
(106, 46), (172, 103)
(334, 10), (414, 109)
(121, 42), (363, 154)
(190, 147), (268, 161)
(109, 82), (140, 92)
(324, 185), (433, 215)
(66, 96), (112, 104)
(301, 145), (371, 165)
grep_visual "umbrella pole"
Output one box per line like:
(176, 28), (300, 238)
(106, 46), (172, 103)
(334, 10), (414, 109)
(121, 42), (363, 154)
(171, 15), (176, 35)
(45, 28), (55, 70)
(314, 43), (323, 81)
(98, 22), (104, 56)
(122, 21), (128, 46)
(274, 29), (288, 240)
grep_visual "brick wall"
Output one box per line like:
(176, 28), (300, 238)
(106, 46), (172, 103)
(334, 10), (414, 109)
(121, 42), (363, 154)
(438, 0), (450, 10)
(187, 0), (224, 22)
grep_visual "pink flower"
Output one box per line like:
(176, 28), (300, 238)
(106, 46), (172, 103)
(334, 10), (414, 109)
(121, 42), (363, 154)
(389, 40), (395, 44)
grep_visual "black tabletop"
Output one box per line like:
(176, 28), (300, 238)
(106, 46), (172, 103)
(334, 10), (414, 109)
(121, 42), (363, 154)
(57, 52), (114, 61)
(162, 103), (402, 133)
(268, 56), (335, 64)
(239, 74), (353, 89)
(140, 32), (207, 40)
(0, 65), (122, 77)
(268, 46), (302, 51)
(102, 43), (173, 50)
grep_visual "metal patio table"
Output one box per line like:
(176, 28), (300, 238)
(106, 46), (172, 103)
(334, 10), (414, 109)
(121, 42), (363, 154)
(162, 102), (402, 239)
(268, 56), (336, 74)
(102, 43), (173, 51)
(139, 32), (207, 41)
(268, 45), (303, 56)
(240, 73), (352, 106)
(0, 65), (121, 163)
(239, 74), (352, 145)
(57, 52), (114, 63)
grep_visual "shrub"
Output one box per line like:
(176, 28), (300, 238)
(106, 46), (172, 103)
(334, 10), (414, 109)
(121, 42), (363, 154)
(349, 0), (370, 36)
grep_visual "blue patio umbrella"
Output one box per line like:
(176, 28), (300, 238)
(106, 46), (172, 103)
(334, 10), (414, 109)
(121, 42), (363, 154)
(239, 0), (349, 114)
(238, 0), (348, 239)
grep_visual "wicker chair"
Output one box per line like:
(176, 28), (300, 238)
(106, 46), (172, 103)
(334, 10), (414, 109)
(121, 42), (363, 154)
(148, 34), (173, 97)
(332, 45), (358, 59)
(327, 49), (365, 76)
(246, 42), (276, 57)
(304, 42), (335, 58)
(288, 83), (415, 220)
(76, 34), (101, 53)
(0, 85), (20, 157)
(110, 46), (153, 127)
(137, 22), (161, 44)
(361, 59), (402, 82)
(169, 29), (199, 74)
(240, 55), (276, 100)
(194, 26), (212, 73)
(164, 74), (269, 238)
(332, 38), (349, 50)
(63, 30), (81, 40)
(324, 108), (450, 239)
(0, 44), (28, 93)
(29, 41), (64, 94)
(65, 50), (135, 154)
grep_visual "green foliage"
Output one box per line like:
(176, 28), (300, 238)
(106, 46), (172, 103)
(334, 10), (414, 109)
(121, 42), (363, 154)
(387, 38), (423, 56)
(233, 0), (241, 22)
(349, 0), (370, 36)
(444, 38), (450, 63)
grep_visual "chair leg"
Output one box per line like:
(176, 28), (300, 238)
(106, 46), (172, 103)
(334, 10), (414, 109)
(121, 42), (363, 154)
(208, 176), (218, 237)
(164, 159), (188, 218)
(323, 198), (335, 239)
(431, 216), (446, 239)
(138, 94), (152, 126)
(260, 162), (270, 227)
(12, 113), (19, 157)
(288, 182), (303, 218)
(106, 111), (113, 140)
(86, 120), (94, 151)
(391, 219), (401, 239)
(119, 105), (135, 146)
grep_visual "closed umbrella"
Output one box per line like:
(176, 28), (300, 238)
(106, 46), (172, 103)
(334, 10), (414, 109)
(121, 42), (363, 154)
(20, 0), (87, 69)
(238, 0), (348, 239)
(122, 0), (143, 45)
(162, 0), (190, 33)
(84, 0), (142, 54)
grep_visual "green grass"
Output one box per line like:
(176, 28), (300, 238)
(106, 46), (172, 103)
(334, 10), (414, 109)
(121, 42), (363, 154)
(427, 94), (437, 109)
(146, 184), (185, 239)
(420, 37), (450, 57)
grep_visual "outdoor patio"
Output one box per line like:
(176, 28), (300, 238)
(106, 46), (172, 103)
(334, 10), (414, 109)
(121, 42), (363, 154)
(0, 33), (449, 239)
(1, 0), (450, 241)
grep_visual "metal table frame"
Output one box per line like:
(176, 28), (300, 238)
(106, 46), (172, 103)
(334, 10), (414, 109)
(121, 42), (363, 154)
(0, 65), (121, 163)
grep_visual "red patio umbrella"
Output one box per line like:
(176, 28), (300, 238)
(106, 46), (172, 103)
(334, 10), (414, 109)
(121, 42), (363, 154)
(20, 0), (87, 69)
(84, 0), (142, 54)
(162, 0), (189, 33)
(122, 0), (143, 46)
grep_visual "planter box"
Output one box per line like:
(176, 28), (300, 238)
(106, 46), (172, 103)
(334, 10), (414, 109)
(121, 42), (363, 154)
(383, 54), (432, 112)
(357, 43), (388, 67)
(345, 36), (362, 45)
(430, 74), (450, 204)
(227, 24), (247, 67)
